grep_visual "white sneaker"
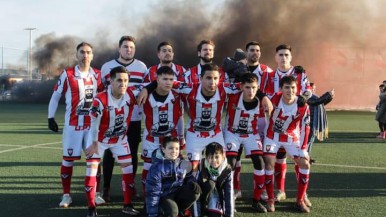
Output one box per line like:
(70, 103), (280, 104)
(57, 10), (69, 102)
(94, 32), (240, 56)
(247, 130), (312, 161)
(261, 190), (268, 201)
(59, 194), (72, 208)
(275, 191), (286, 202)
(234, 189), (242, 199)
(95, 192), (106, 205)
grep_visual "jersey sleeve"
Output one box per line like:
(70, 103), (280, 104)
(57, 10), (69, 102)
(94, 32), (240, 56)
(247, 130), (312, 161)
(53, 70), (68, 94)
(89, 97), (104, 142)
(100, 63), (111, 86)
(172, 80), (193, 94)
(223, 82), (241, 94)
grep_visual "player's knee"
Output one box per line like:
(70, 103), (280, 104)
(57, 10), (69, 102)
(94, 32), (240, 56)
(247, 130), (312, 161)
(251, 155), (264, 170)
(263, 155), (275, 170)
(297, 158), (310, 169)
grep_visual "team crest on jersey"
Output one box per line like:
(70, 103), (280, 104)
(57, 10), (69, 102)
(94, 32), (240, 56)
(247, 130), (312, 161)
(265, 145), (271, 152)
(226, 143), (232, 151)
(143, 149), (148, 157)
(85, 186), (93, 192)
(187, 153), (192, 161)
(67, 149), (73, 156)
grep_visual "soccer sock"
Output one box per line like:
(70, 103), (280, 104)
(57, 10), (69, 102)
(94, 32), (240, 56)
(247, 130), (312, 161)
(253, 169), (265, 201)
(265, 170), (275, 200)
(61, 160), (74, 194)
(275, 160), (287, 192)
(122, 165), (134, 205)
(85, 160), (99, 207)
(297, 168), (310, 202)
(233, 161), (242, 191)
(96, 164), (101, 193)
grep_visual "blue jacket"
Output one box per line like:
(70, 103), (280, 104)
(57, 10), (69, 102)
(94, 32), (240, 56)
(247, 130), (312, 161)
(145, 149), (192, 217)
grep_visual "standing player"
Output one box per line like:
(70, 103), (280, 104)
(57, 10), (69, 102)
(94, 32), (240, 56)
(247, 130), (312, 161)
(224, 73), (271, 213)
(48, 42), (105, 208)
(140, 66), (184, 202)
(84, 66), (140, 217)
(100, 36), (147, 201)
(265, 44), (311, 203)
(263, 76), (311, 213)
(184, 40), (227, 83)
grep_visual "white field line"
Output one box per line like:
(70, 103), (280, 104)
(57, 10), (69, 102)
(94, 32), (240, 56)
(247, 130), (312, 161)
(0, 144), (24, 147)
(0, 142), (61, 154)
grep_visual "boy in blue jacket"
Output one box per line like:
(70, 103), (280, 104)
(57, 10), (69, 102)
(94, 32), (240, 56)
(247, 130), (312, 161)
(146, 136), (201, 217)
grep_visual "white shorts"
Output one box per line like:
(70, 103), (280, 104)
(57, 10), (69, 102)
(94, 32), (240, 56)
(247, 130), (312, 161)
(89, 140), (132, 164)
(62, 125), (90, 160)
(224, 130), (263, 157)
(141, 139), (161, 162)
(263, 137), (308, 158)
(186, 131), (225, 161)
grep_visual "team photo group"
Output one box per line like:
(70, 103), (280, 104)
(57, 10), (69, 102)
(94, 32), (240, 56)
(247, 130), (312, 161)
(47, 36), (334, 217)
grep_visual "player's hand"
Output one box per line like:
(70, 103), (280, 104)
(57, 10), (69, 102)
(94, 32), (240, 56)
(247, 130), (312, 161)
(48, 118), (59, 132)
(294, 65), (305, 73)
(85, 141), (99, 158)
(297, 95), (307, 106)
(136, 88), (148, 105)
(330, 89), (335, 97)
(261, 96), (273, 115)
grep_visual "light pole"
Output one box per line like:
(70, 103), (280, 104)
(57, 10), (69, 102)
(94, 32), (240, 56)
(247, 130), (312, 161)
(24, 27), (36, 81)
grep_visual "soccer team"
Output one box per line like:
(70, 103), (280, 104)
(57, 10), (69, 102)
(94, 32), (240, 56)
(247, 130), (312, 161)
(48, 37), (318, 217)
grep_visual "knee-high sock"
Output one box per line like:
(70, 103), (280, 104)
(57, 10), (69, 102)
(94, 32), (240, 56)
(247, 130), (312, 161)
(233, 161), (241, 191)
(265, 170), (275, 200)
(275, 160), (287, 192)
(297, 168), (310, 202)
(253, 169), (265, 201)
(61, 160), (74, 194)
(85, 160), (99, 207)
(122, 165), (134, 205)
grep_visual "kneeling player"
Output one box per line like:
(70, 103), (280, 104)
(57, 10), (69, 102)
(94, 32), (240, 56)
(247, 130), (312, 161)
(84, 66), (140, 217)
(224, 73), (271, 213)
(263, 76), (311, 213)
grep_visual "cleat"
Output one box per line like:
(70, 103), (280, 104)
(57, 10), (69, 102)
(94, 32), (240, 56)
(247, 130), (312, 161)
(234, 189), (242, 199)
(266, 199), (275, 212)
(295, 200), (311, 213)
(122, 204), (141, 216)
(252, 200), (267, 213)
(102, 188), (111, 202)
(275, 191), (286, 202)
(59, 194), (72, 208)
(87, 207), (98, 217)
(261, 190), (268, 201)
(304, 194), (312, 207)
(95, 192), (106, 205)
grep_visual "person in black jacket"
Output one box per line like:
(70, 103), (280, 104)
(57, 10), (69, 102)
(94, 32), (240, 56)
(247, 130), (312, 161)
(198, 142), (234, 217)
(307, 83), (334, 163)
(146, 136), (201, 217)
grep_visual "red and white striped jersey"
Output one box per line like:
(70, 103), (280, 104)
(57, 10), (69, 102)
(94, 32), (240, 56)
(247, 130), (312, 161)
(250, 64), (273, 93)
(225, 92), (261, 135)
(265, 66), (311, 97)
(184, 64), (227, 83)
(265, 93), (310, 149)
(172, 82), (240, 137)
(144, 63), (186, 82)
(142, 90), (182, 144)
(53, 66), (102, 127)
(90, 86), (138, 144)
(100, 59), (147, 121)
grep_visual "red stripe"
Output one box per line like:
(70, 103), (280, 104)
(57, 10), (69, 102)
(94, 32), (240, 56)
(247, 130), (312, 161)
(117, 154), (132, 160)
(63, 156), (81, 161)
(226, 151), (238, 157)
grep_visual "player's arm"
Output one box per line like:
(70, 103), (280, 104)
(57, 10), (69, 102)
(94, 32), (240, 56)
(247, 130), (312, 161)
(48, 71), (67, 132)
(145, 163), (162, 217)
(307, 90), (334, 106)
(85, 98), (103, 158)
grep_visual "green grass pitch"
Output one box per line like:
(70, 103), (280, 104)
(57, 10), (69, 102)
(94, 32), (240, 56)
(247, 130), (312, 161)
(0, 103), (385, 217)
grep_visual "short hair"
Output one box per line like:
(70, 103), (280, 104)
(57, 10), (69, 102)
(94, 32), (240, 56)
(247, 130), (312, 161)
(197, 39), (215, 52)
(245, 41), (260, 50)
(110, 66), (129, 79)
(161, 136), (179, 148)
(380, 84), (385, 88)
(76, 42), (93, 51)
(241, 73), (259, 84)
(200, 63), (219, 77)
(310, 82), (315, 87)
(279, 75), (297, 88)
(276, 44), (292, 52)
(119, 36), (136, 47)
(383, 80), (386, 83)
(205, 142), (224, 157)
(157, 41), (173, 52)
(156, 66), (174, 76)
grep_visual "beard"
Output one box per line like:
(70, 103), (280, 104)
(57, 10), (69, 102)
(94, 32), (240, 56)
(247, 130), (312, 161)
(161, 59), (173, 64)
(200, 56), (213, 63)
(120, 55), (133, 61)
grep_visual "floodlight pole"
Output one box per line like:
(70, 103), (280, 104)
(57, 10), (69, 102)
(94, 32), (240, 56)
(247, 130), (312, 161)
(24, 28), (36, 81)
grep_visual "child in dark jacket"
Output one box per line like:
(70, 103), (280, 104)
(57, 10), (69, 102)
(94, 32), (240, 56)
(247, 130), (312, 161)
(198, 142), (234, 217)
(146, 136), (201, 217)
